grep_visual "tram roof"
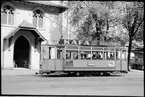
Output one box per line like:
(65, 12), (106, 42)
(42, 44), (127, 49)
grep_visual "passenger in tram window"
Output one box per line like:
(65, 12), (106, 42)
(110, 53), (114, 60)
(75, 55), (78, 59)
(106, 53), (110, 60)
(84, 54), (87, 59)
(96, 52), (101, 59)
(99, 52), (103, 59)
(87, 53), (91, 59)
(80, 52), (84, 59)
(66, 53), (70, 59)
(92, 53), (96, 59)
(80, 54), (83, 59)
(74, 53), (78, 59)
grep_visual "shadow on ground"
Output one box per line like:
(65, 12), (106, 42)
(33, 73), (125, 78)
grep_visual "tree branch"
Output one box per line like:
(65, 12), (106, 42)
(131, 20), (143, 37)
(131, 12), (138, 34)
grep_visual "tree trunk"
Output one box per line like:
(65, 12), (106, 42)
(127, 36), (133, 71)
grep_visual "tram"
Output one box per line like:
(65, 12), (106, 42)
(38, 39), (128, 76)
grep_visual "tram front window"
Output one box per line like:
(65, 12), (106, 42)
(57, 47), (63, 59)
(42, 46), (49, 59)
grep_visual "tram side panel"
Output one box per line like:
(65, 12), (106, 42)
(73, 60), (108, 67)
(40, 46), (50, 72)
(115, 50), (128, 72)
(121, 60), (128, 71)
(121, 51), (128, 71)
(40, 45), (64, 73)
(115, 60), (122, 71)
(55, 59), (64, 71)
(41, 59), (55, 72)
(64, 60), (116, 71)
(40, 46), (55, 73)
(40, 60), (64, 73)
(42, 59), (64, 71)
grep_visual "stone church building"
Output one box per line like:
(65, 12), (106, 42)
(1, 0), (68, 70)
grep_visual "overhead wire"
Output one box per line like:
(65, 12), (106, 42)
(43, 1), (84, 39)
(43, 1), (102, 39)
(44, 15), (78, 36)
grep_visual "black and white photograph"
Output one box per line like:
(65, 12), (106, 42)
(1, 0), (144, 96)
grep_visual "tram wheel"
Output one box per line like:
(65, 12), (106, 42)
(35, 72), (38, 75)
(40, 72), (43, 75)
(100, 72), (104, 76)
(76, 72), (80, 76)
(84, 73), (90, 76)
(92, 72), (96, 76)
(104, 72), (111, 76)
(67, 72), (73, 76)
(80, 72), (85, 76)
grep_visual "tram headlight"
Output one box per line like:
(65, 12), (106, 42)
(108, 61), (115, 67)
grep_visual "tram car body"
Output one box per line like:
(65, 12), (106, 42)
(39, 40), (128, 75)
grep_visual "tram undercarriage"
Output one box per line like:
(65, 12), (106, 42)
(36, 70), (127, 76)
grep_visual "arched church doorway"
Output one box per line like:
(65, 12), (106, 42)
(13, 36), (30, 68)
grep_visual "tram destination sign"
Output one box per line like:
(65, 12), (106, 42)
(58, 39), (121, 46)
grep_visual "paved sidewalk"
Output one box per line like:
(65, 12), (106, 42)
(125, 69), (144, 77)
(1, 68), (38, 76)
(129, 69), (144, 72)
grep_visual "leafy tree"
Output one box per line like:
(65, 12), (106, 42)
(121, 2), (144, 70)
(66, 1), (144, 71)
(67, 1), (116, 43)
(133, 21), (144, 44)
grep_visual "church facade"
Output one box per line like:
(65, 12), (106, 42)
(1, 0), (68, 70)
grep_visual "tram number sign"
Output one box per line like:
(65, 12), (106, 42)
(88, 64), (95, 66)
(108, 61), (115, 67)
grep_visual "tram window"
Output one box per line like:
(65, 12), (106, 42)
(66, 52), (71, 59)
(122, 50), (127, 60)
(92, 51), (103, 60)
(80, 51), (91, 60)
(49, 47), (51, 59)
(43, 47), (49, 59)
(80, 52), (86, 59)
(116, 51), (121, 60)
(48, 47), (58, 59)
(66, 51), (78, 60)
(73, 52), (78, 59)
(57, 49), (62, 59)
(104, 52), (114, 60)
(116, 50), (127, 60)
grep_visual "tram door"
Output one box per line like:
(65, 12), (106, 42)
(41, 45), (64, 71)
(115, 49), (128, 71)
(121, 49), (128, 71)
